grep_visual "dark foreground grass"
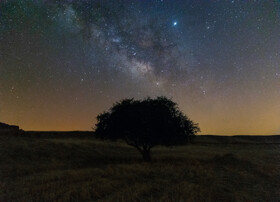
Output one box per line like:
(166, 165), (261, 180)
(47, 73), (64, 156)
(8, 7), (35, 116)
(0, 134), (279, 201)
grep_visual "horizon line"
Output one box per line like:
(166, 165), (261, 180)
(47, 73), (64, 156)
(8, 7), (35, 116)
(23, 130), (280, 136)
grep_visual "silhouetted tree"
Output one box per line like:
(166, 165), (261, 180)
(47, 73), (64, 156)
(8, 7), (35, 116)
(94, 97), (200, 161)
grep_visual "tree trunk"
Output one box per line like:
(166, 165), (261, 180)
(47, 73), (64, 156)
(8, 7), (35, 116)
(141, 149), (151, 162)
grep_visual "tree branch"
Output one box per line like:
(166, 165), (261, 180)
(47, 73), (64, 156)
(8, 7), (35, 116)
(124, 137), (143, 152)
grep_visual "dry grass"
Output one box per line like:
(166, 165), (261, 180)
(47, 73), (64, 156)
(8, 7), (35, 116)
(0, 133), (279, 201)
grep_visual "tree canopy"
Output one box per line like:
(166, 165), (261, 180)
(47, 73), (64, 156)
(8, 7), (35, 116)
(94, 96), (200, 161)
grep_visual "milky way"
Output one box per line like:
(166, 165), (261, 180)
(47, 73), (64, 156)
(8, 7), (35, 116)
(0, 0), (279, 134)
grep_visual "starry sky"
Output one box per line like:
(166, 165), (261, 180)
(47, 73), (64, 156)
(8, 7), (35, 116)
(0, 0), (279, 135)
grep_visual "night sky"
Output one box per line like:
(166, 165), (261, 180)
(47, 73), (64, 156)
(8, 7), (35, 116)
(0, 0), (279, 135)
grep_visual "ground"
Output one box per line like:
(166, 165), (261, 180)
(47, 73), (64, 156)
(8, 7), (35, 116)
(0, 132), (279, 201)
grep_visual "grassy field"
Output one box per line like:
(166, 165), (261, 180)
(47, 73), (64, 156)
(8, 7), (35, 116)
(0, 133), (279, 201)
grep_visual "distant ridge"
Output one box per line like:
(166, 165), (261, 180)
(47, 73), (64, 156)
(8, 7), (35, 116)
(5, 131), (279, 144)
(195, 135), (280, 144)
(0, 122), (21, 133)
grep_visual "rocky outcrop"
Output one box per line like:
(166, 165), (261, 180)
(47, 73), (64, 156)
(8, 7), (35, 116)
(0, 122), (21, 134)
